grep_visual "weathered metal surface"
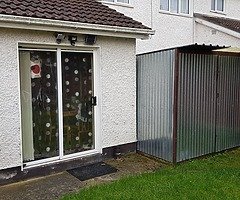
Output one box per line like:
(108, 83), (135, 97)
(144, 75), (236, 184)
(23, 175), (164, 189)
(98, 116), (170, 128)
(216, 56), (240, 151)
(137, 49), (240, 163)
(137, 50), (175, 162)
(177, 53), (217, 162)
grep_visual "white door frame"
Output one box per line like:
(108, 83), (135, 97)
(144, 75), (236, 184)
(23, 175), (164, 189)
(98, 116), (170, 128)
(19, 46), (102, 169)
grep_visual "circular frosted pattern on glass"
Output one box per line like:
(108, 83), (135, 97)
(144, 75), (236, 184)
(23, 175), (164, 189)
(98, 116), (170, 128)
(46, 98), (51, 103)
(88, 69), (92, 73)
(32, 98), (36, 102)
(84, 80), (87, 85)
(75, 92), (79, 96)
(76, 136), (79, 141)
(65, 81), (69, 85)
(75, 77), (79, 82)
(46, 74), (51, 79)
(88, 90), (92, 94)
(83, 58), (86, 62)
(88, 132), (92, 136)
(88, 111), (92, 115)
(65, 66), (69, 70)
(46, 107), (51, 111)
(46, 147), (51, 152)
(33, 123), (35, 127)
(66, 103), (70, 108)
(46, 131), (51, 135)
(46, 123), (51, 127)
(46, 82), (51, 87)
(66, 88), (70, 93)
(56, 132), (59, 137)
(65, 58), (69, 63)
(53, 62), (57, 67)
(76, 122), (79, 126)
(88, 139), (92, 143)
(74, 70), (78, 74)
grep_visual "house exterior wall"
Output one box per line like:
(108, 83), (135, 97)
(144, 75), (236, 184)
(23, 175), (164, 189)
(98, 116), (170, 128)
(0, 28), (136, 170)
(195, 23), (240, 47)
(102, 0), (193, 54)
(194, 0), (240, 19)
(101, 0), (240, 54)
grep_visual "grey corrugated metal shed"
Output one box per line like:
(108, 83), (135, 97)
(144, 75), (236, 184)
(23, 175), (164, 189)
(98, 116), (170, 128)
(137, 44), (240, 163)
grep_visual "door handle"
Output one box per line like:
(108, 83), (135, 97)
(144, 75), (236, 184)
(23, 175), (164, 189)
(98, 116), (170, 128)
(91, 96), (97, 106)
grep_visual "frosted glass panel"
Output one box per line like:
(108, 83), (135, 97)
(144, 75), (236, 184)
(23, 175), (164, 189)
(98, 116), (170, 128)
(160, 0), (169, 11)
(211, 0), (216, 10)
(181, 0), (189, 14)
(170, 0), (178, 13)
(117, 0), (129, 3)
(217, 0), (224, 11)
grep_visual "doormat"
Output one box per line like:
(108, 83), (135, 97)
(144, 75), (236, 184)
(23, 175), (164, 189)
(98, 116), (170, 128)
(67, 162), (118, 181)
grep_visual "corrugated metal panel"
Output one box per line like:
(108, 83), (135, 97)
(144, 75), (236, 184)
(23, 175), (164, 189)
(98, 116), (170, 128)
(177, 53), (217, 162)
(137, 50), (175, 162)
(216, 56), (240, 151)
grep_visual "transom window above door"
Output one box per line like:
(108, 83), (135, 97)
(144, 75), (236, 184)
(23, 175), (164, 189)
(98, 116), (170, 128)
(160, 0), (189, 14)
(211, 0), (224, 12)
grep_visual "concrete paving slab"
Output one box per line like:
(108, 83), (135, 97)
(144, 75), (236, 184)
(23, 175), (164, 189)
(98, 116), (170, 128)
(0, 153), (166, 200)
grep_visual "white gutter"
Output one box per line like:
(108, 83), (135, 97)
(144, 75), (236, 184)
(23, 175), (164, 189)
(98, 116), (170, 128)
(0, 14), (155, 39)
(195, 18), (240, 39)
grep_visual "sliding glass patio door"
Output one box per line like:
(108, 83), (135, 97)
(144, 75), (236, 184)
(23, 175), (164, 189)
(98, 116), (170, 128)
(20, 49), (94, 164)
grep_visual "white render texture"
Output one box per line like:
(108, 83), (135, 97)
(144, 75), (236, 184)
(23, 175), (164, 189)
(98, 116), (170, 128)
(104, 0), (193, 54)
(99, 36), (136, 148)
(195, 23), (240, 47)
(102, 0), (240, 54)
(194, 0), (240, 20)
(0, 28), (136, 170)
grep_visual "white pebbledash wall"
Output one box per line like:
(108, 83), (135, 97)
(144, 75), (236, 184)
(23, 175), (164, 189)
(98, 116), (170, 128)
(101, 0), (240, 54)
(101, 0), (194, 54)
(195, 23), (240, 47)
(0, 28), (136, 170)
(194, 0), (240, 19)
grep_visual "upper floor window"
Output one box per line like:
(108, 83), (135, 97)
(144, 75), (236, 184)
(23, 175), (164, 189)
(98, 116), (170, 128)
(160, 0), (189, 14)
(211, 0), (224, 12)
(103, 0), (130, 4)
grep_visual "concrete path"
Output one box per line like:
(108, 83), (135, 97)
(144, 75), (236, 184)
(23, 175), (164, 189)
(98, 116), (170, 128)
(0, 153), (165, 200)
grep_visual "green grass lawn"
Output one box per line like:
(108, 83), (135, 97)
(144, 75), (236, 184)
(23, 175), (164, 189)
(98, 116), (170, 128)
(61, 149), (240, 200)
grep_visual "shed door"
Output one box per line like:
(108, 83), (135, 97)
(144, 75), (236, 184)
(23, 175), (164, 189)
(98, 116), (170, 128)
(216, 56), (240, 151)
(20, 49), (95, 163)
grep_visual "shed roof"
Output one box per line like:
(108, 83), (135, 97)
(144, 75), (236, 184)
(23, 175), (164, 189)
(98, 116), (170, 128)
(0, 0), (149, 30)
(194, 13), (240, 33)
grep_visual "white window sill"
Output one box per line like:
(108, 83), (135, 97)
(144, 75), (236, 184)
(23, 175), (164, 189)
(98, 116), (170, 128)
(159, 10), (193, 18)
(210, 10), (226, 15)
(101, 1), (134, 8)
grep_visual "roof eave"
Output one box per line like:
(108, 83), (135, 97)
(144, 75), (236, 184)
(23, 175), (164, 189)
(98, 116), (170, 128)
(195, 17), (240, 39)
(0, 14), (155, 39)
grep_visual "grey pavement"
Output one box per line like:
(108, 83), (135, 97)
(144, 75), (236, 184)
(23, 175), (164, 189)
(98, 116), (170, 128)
(0, 153), (165, 200)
